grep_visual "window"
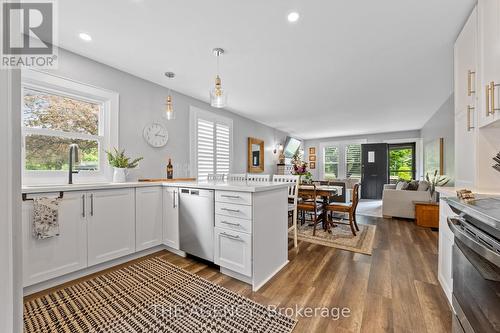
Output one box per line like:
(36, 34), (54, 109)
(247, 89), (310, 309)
(323, 146), (339, 179)
(388, 143), (416, 183)
(345, 144), (361, 179)
(191, 107), (233, 181)
(22, 70), (118, 183)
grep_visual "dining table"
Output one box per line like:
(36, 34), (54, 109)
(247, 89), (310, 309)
(298, 184), (344, 232)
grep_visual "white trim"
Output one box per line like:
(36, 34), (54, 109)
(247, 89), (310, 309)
(21, 69), (119, 185)
(317, 139), (367, 180)
(189, 106), (233, 178)
(383, 137), (423, 180)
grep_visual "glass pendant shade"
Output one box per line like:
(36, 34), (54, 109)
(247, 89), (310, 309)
(165, 94), (175, 120)
(210, 75), (227, 108)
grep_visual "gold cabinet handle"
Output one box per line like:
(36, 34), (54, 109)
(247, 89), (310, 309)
(467, 70), (476, 96)
(467, 105), (475, 131)
(491, 81), (500, 115)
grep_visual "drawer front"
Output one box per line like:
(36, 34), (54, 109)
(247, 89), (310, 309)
(215, 214), (252, 234)
(215, 202), (252, 220)
(215, 191), (252, 206)
(214, 227), (252, 277)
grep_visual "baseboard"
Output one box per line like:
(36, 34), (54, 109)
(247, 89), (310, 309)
(220, 267), (252, 285)
(252, 260), (289, 292)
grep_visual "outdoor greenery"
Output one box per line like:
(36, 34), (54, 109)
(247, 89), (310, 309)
(23, 89), (100, 171)
(106, 148), (143, 169)
(324, 146), (339, 179)
(389, 147), (414, 182)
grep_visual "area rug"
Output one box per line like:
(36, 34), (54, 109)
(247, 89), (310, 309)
(24, 257), (297, 333)
(290, 222), (376, 255)
(356, 199), (383, 218)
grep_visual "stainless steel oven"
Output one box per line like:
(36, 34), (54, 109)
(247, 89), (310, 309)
(447, 214), (500, 333)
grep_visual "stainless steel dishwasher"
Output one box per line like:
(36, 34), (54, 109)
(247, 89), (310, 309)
(179, 188), (215, 261)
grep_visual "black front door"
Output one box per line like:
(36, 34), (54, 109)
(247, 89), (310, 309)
(361, 143), (388, 199)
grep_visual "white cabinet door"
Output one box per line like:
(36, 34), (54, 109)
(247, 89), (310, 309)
(214, 227), (251, 277)
(87, 188), (136, 266)
(438, 199), (455, 305)
(455, 111), (477, 188)
(136, 187), (163, 251)
(478, 0), (500, 126)
(163, 187), (179, 250)
(454, 6), (477, 117)
(22, 191), (87, 286)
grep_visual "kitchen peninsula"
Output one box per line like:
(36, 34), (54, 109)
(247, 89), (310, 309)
(21, 180), (289, 294)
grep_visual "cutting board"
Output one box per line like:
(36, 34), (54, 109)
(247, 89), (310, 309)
(138, 178), (196, 182)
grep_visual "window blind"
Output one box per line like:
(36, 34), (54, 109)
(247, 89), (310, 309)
(196, 117), (231, 181)
(345, 144), (361, 179)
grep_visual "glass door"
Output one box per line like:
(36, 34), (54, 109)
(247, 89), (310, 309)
(388, 143), (416, 183)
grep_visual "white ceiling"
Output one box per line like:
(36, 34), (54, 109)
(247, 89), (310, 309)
(58, 0), (475, 140)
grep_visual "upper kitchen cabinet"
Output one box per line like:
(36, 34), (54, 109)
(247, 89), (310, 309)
(478, 0), (500, 127)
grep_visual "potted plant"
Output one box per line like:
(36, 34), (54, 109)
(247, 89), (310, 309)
(106, 148), (143, 183)
(425, 170), (450, 202)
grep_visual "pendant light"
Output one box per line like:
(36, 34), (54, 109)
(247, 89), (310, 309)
(164, 72), (175, 120)
(210, 48), (227, 108)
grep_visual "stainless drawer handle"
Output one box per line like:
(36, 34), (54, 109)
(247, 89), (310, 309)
(221, 207), (240, 213)
(221, 194), (241, 199)
(221, 220), (241, 227)
(221, 232), (242, 241)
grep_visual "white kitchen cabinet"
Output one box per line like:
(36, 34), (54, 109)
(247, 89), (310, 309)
(438, 197), (455, 305)
(163, 187), (180, 250)
(22, 191), (87, 287)
(87, 188), (136, 266)
(455, 111), (477, 188)
(478, 0), (500, 127)
(136, 187), (163, 251)
(214, 227), (252, 277)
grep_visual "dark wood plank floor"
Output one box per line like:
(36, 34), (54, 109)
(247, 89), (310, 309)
(157, 215), (452, 333)
(25, 215), (452, 333)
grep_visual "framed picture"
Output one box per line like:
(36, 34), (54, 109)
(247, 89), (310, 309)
(309, 155), (316, 162)
(424, 138), (444, 176)
(309, 147), (316, 155)
(309, 162), (316, 169)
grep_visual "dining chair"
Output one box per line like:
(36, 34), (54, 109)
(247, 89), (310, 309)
(297, 184), (324, 236)
(207, 174), (225, 181)
(227, 173), (247, 182)
(325, 183), (360, 236)
(273, 175), (300, 248)
(247, 174), (270, 182)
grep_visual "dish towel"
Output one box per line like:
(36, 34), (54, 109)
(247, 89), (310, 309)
(32, 197), (61, 239)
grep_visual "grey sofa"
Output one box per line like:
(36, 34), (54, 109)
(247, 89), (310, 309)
(382, 184), (431, 219)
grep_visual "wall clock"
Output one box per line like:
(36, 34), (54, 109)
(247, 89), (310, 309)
(143, 122), (169, 147)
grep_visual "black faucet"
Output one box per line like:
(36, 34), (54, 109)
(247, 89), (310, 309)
(68, 144), (80, 184)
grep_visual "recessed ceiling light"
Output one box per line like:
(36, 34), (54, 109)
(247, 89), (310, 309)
(79, 32), (92, 41)
(287, 12), (300, 23)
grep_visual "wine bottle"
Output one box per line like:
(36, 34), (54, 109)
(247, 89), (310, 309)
(167, 158), (173, 179)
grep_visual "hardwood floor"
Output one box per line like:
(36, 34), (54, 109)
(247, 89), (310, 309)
(25, 215), (452, 333)
(157, 215), (451, 333)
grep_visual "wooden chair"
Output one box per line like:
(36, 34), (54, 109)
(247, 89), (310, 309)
(227, 173), (247, 182)
(297, 184), (324, 236)
(273, 175), (300, 248)
(325, 183), (360, 236)
(207, 174), (225, 181)
(247, 174), (270, 182)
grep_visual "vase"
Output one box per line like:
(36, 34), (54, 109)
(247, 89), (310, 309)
(113, 167), (128, 183)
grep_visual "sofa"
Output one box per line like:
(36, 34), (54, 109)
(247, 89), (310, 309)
(382, 181), (431, 219)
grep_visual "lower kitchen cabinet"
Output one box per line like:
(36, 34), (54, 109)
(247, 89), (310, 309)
(87, 188), (136, 266)
(136, 187), (163, 251)
(438, 197), (455, 305)
(163, 187), (180, 250)
(214, 226), (252, 277)
(22, 191), (88, 287)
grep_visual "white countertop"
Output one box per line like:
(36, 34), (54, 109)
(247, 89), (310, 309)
(22, 180), (291, 194)
(437, 186), (500, 197)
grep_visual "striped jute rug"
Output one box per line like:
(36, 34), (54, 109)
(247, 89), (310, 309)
(24, 257), (297, 333)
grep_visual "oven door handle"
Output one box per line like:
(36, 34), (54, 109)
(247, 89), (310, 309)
(448, 217), (500, 281)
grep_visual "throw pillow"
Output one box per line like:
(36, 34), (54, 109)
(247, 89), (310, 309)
(418, 180), (430, 191)
(407, 180), (419, 191)
(395, 181), (408, 190)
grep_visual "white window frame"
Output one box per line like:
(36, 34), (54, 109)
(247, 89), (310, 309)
(189, 106), (233, 179)
(318, 139), (367, 180)
(21, 70), (119, 185)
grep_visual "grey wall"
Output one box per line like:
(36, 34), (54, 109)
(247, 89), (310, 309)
(303, 130), (422, 179)
(421, 94), (455, 184)
(47, 48), (288, 180)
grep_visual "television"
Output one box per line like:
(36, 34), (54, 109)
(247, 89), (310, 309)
(283, 136), (301, 159)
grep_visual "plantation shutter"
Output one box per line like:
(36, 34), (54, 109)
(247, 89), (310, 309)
(345, 144), (361, 179)
(196, 116), (232, 181)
